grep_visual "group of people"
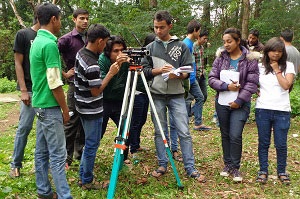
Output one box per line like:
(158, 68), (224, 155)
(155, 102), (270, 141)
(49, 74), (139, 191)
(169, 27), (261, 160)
(9, 2), (299, 198)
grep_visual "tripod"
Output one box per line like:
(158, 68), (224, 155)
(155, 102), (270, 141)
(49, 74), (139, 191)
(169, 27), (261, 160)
(107, 65), (183, 199)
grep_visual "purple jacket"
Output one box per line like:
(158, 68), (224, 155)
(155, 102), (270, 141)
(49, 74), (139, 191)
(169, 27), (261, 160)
(208, 46), (259, 106)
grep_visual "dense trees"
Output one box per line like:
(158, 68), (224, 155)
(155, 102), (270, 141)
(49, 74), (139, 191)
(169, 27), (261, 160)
(1, 0), (300, 80)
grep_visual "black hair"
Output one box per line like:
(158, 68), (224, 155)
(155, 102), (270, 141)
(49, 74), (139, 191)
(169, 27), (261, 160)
(280, 29), (293, 42)
(223, 27), (241, 44)
(187, 19), (201, 34)
(154, 10), (172, 25)
(103, 35), (127, 57)
(87, 24), (110, 43)
(262, 37), (287, 74)
(37, 3), (60, 26)
(143, 33), (156, 47)
(249, 29), (260, 38)
(73, 8), (89, 18)
(199, 29), (209, 37)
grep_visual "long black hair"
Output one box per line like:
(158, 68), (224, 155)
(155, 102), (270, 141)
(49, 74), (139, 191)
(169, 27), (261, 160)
(262, 37), (287, 74)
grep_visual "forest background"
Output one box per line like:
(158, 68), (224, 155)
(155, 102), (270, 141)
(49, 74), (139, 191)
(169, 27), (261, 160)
(1, 0), (300, 81)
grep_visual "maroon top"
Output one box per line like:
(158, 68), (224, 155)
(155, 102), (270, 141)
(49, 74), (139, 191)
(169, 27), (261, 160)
(58, 28), (86, 81)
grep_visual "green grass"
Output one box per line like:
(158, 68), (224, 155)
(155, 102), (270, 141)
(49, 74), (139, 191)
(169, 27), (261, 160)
(0, 87), (300, 198)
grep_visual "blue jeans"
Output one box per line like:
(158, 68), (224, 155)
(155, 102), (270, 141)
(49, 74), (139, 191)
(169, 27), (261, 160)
(255, 109), (290, 174)
(166, 113), (178, 152)
(79, 117), (103, 184)
(129, 93), (149, 153)
(11, 92), (35, 168)
(151, 94), (197, 175)
(216, 101), (250, 169)
(186, 81), (204, 126)
(34, 107), (72, 199)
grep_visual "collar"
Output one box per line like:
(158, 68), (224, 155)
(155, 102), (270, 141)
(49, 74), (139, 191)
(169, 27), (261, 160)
(38, 29), (57, 42)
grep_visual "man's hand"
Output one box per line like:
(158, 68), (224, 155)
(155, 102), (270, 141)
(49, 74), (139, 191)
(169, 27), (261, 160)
(116, 53), (130, 66)
(64, 67), (75, 79)
(21, 91), (31, 106)
(109, 62), (121, 76)
(62, 109), (70, 124)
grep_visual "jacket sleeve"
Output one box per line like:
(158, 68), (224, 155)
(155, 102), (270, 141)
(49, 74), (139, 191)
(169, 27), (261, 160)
(234, 59), (259, 106)
(141, 45), (154, 80)
(208, 57), (229, 91)
(98, 54), (109, 79)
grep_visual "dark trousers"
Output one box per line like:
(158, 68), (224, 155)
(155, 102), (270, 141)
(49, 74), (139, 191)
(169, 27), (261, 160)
(101, 100), (123, 139)
(128, 93), (149, 153)
(216, 101), (250, 169)
(64, 83), (85, 165)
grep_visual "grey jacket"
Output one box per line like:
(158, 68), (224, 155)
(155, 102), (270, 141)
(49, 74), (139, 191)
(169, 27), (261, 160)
(142, 36), (192, 95)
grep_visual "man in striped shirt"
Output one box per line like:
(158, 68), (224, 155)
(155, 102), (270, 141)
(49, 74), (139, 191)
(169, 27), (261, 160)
(74, 24), (120, 190)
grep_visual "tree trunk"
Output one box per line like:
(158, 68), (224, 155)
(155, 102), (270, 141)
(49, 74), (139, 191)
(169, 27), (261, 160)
(8, 0), (26, 28)
(254, 0), (262, 18)
(241, 0), (250, 39)
(149, 0), (157, 8)
(201, 0), (210, 28)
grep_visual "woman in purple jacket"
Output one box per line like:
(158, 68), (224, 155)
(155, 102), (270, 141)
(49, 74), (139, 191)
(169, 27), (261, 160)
(208, 28), (259, 182)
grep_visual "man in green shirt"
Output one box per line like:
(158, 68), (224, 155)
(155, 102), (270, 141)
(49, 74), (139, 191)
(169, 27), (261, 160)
(29, 3), (72, 199)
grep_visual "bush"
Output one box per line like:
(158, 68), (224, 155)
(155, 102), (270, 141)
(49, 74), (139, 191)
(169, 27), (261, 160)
(0, 77), (16, 93)
(290, 78), (300, 116)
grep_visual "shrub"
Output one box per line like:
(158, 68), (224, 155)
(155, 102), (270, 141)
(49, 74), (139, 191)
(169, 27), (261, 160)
(290, 78), (300, 116)
(0, 77), (16, 93)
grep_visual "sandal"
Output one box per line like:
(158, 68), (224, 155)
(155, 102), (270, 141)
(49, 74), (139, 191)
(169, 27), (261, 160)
(256, 171), (268, 184)
(278, 173), (291, 185)
(190, 171), (206, 183)
(172, 151), (183, 162)
(38, 192), (57, 199)
(151, 167), (167, 178)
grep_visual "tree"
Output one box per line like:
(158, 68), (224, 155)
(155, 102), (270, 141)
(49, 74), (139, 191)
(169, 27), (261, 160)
(241, 0), (250, 39)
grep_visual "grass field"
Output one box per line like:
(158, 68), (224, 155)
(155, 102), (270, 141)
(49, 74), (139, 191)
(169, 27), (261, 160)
(0, 87), (300, 199)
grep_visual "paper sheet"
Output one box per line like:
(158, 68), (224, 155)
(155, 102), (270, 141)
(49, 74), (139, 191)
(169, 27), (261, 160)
(218, 70), (240, 106)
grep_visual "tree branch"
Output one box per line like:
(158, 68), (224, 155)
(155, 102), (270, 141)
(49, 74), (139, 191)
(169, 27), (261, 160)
(8, 0), (26, 28)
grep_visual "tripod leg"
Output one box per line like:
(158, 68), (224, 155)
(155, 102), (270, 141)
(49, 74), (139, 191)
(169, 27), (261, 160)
(140, 71), (184, 189)
(107, 70), (139, 199)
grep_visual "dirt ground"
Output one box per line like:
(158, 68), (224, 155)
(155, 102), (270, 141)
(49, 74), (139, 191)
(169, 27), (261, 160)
(0, 93), (20, 132)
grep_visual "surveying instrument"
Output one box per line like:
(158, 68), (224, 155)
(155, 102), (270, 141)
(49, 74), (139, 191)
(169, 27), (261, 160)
(106, 47), (184, 199)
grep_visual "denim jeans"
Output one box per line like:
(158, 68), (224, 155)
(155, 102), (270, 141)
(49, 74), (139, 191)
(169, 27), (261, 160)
(34, 107), (72, 199)
(128, 93), (149, 153)
(11, 92), (35, 168)
(101, 100), (122, 139)
(64, 83), (85, 164)
(196, 74), (207, 103)
(255, 109), (290, 174)
(186, 81), (204, 126)
(151, 94), (197, 175)
(166, 113), (179, 152)
(79, 117), (103, 184)
(216, 101), (250, 169)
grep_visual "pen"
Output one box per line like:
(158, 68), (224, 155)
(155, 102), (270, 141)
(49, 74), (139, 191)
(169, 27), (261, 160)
(229, 79), (235, 83)
(230, 79), (240, 87)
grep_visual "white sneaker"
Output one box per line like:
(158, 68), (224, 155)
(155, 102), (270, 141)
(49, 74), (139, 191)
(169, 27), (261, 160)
(232, 169), (243, 182)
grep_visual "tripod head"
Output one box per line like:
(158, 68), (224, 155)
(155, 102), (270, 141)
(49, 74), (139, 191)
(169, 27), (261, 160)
(123, 47), (149, 68)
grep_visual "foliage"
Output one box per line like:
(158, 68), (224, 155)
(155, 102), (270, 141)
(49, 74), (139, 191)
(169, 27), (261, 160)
(290, 77), (300, 116)
(0, 77), (17, 93)
(2, 0), (300, 79)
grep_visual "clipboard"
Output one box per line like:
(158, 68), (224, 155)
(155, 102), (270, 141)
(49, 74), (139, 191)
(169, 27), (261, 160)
(218, 70), (240, 106)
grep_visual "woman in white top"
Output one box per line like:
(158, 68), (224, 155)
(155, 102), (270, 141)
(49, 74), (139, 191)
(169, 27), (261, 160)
(255, 37), (295, 185)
